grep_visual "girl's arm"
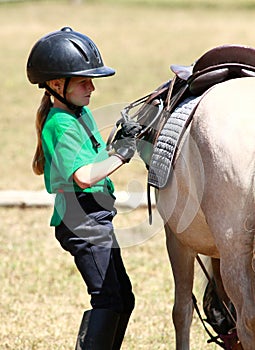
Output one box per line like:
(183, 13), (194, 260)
(74, 120), (141, 189)
(73, 155), (123, 189)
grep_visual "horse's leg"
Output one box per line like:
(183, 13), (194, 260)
(165, 223), (195, 350)
(219, 248), (255, 350)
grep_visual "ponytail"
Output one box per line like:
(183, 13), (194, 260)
(32, 91), (52, 175)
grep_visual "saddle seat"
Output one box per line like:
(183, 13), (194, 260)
(171, 44), (255, 95)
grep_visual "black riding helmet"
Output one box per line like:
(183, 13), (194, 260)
(27, 27), (115, 84)
(26, 27), (115, 111)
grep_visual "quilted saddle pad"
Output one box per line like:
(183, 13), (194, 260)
(148, 95), (202, 188)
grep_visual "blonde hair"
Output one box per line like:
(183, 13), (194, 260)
(32, 91), (52, 175)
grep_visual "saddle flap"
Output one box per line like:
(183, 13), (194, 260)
(189, 67), (229, 95)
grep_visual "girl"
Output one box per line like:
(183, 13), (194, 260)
(26, 27), (140, 350)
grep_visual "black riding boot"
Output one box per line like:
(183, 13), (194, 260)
(112, 313), (131, 350)
(75, 309), (120, 350)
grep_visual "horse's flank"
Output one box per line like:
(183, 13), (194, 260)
(157, 77), (255, 349)
(158, 77), (255, 253)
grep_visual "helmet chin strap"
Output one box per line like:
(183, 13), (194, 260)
(43, 80), (80, 112)
(42, 79), (101, 152)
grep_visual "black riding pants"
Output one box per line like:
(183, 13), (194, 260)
(55, 192), (135, 314)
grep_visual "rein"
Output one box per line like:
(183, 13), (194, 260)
(106, 83), (170, 224)
(106, 83), (169, 150)
(106, 94), (150, 151)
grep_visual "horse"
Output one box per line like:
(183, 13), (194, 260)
(108, 45), (255, 349)
(156, 76), (255, 350)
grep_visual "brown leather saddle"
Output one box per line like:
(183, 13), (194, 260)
(133, 44), (255, 168)
(172, 44), (255, 96)
(108, 44), (255, 170)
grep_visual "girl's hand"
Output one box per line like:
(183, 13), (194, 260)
(112, 136), (137, 163)
(113, 121), (142, 141)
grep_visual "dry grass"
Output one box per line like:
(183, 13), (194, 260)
(0, 207), (215, 349)
(1, 1), (254, 349)
(1, 0), (255, 191)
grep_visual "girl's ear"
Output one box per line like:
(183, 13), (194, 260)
(48, 79), (64, 93)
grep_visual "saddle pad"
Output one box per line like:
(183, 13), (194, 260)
(148, 95), (202, 189)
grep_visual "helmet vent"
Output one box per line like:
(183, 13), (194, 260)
(70, 39), (89, 63)
(88, 41), (101, 64)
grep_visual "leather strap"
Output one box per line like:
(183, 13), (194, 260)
(76, 110), (101, 153)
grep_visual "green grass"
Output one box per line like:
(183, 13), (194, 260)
(0, 1), (253, 348)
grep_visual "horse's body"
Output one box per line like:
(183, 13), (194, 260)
(156, 77), (255, 349)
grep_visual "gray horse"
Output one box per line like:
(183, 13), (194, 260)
(153, 77), (255, 349)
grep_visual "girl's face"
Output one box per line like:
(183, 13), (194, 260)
(50, 77), (95, 110)
(65, 77), (95, 107)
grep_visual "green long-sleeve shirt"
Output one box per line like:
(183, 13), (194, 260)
(42, 106), (114, 226)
